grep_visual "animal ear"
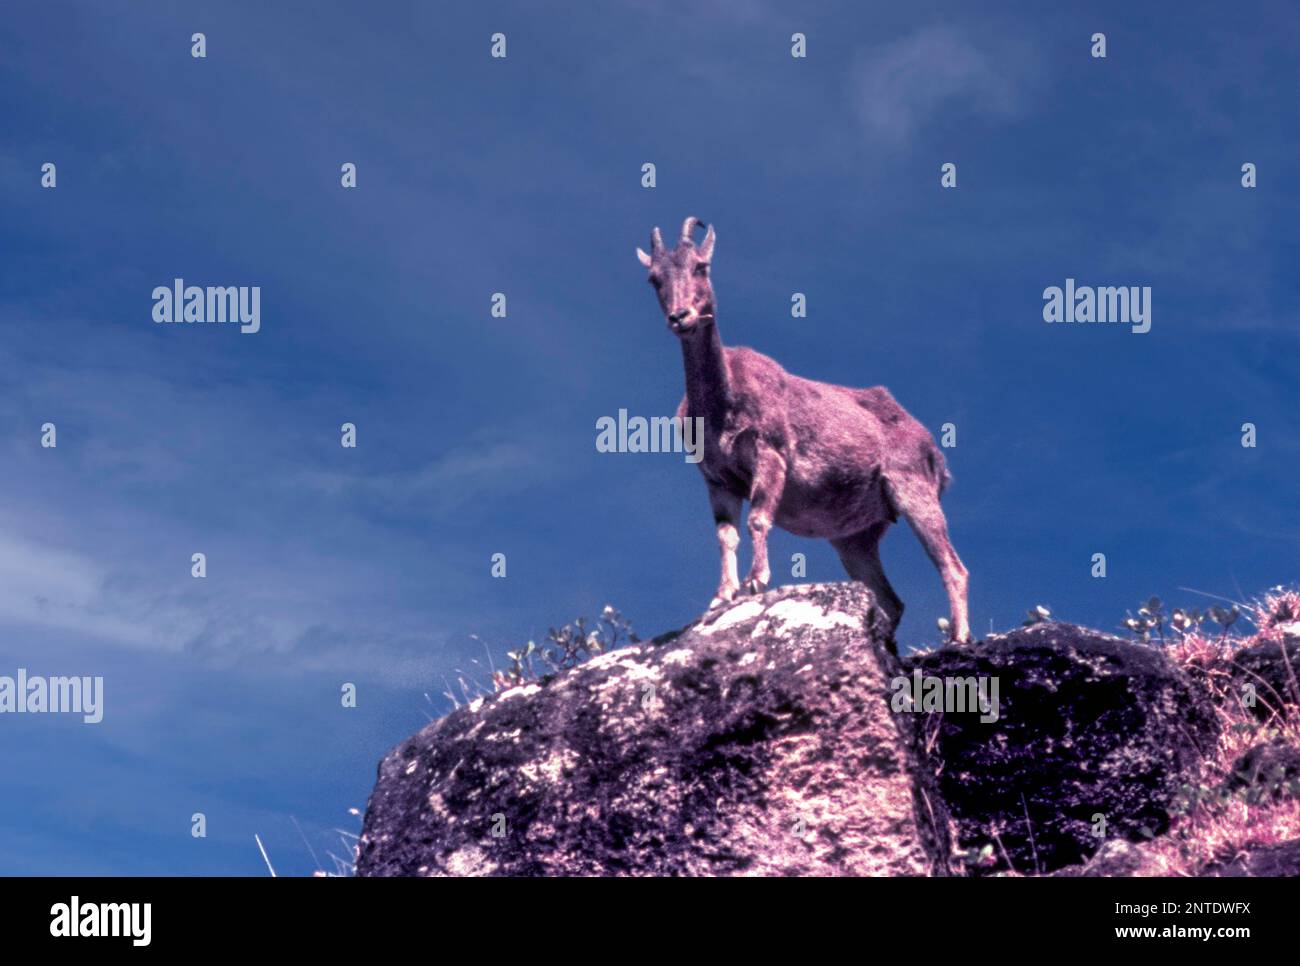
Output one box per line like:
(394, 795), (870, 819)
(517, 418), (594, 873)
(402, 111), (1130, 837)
(699, 224), (716, 262)
(636, 247), (653, 268)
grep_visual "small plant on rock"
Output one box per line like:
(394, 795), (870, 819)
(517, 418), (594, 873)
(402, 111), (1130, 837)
(1123, 596), (1167, 643)
(1022, 605), (1051, 627)
(493, 605), (639, 690)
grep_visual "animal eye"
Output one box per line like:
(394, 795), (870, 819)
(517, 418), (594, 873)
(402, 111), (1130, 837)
(693, 263), (709, 276)
(647, 275), (660, 286)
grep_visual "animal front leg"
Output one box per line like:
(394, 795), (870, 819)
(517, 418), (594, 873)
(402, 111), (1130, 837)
(708, 485), (743, 609)
(742, 444), (787, 596)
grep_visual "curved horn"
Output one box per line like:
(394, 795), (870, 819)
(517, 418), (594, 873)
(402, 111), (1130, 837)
(650, 226), (665, 254)
(680, 216), (702, 245)
(699, 223), (715, 261)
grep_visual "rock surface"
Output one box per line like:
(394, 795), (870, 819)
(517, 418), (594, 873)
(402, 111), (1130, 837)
(1222, 739), (1300, 802)
(1228, 636), (1300, 720)
(1201, 839), (1300, 877)
(904, 622), (1219, 874)
(1051, 839), (1175, 877)
(357, 583), (952, 876)
(1054, 836), (1300, 878)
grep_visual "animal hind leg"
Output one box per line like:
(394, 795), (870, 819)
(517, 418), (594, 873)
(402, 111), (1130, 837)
(885, 474), (970, 642)
(830, 523), (904, 640)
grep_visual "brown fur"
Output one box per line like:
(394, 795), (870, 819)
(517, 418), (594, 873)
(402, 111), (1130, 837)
(638, 217), (970, 641)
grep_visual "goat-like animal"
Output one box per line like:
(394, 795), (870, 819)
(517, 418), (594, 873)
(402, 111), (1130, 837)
(638, 217), (970, 642)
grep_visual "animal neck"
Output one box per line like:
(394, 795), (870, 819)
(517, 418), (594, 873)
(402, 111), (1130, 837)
(680, 321), (730, 425)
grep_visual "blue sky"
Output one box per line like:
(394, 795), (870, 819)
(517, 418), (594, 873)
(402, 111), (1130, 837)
(0, 0), (1296, 874)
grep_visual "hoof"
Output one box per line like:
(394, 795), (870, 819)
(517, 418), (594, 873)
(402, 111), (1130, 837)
(709, 587), (738, 610)
(742, 577), (768, 596)
(939, 617), (973, 646)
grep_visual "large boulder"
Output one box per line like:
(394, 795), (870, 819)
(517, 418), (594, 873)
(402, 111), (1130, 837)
(904, 622), (1219, 874)
(1227, 636), (1300, 720)
(356, 583), (953, 876)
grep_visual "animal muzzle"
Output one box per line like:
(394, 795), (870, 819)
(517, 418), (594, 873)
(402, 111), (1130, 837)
(668, 311), (709, 334)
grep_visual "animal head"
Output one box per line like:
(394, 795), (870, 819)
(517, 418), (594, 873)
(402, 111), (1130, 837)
(637, 216), (716, 336)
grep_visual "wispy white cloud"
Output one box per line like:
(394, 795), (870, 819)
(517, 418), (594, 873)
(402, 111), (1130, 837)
(0, 520), (454, 686)
(0, 332), (533, 685)
(849, 25), (1036, 144)
(0, 530), (150, 648)
(294, 438), (549, 518)
(623, 0), (777, 24)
